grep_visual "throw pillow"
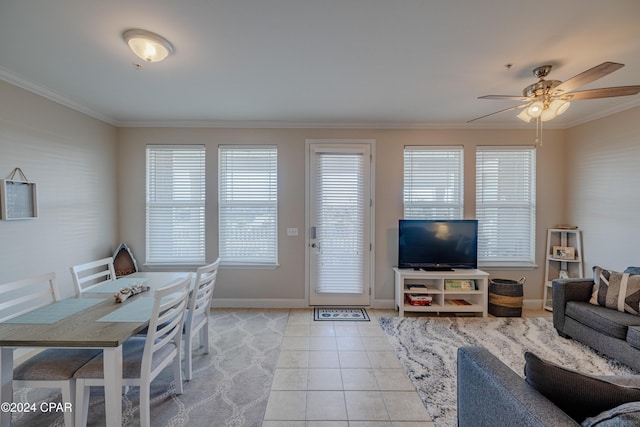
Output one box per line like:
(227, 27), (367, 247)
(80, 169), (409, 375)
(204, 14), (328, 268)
(582, 401), (640, 427)
(524, 351), (640, 422)
(590, 266), (640, 315)
(625, 266), (640, 276)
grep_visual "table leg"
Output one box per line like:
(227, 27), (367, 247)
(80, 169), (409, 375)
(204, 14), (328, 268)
(0, 348), (14, 427)
(103, 346), (123, 427)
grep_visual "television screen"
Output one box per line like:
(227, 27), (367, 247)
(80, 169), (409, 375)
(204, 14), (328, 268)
(398, 219), (478, 270)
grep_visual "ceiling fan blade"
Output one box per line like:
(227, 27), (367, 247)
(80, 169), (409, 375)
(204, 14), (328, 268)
(467, 104), (528, 123)
(560, 85), (640, 100)
(553, 62), (624, 95)
(478, 95), (530, 101)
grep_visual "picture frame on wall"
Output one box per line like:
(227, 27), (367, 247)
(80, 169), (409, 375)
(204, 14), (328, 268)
(0, 179), (38, 220)
(553, 245), (575, 260)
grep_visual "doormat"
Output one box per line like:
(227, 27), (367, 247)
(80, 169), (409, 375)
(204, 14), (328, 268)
(313, 307), (370, 321)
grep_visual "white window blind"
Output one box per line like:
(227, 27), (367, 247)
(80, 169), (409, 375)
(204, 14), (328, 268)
(314, 150), (366, 294)
(476, 146), (536, 266)
(146, 145), (206, 264)
(404, 146), (464, 219)
(218, 146), (278, 265)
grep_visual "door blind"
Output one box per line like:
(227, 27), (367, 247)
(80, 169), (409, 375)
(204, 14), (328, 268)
(314, 151), (365, 294)
(146, 145), (206, 264)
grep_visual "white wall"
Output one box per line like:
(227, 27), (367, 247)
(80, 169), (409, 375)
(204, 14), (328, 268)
(118, 126), (567, 307)
(0, 79), (577, 306)
(0, 81), (118, 297)
(565, 106), (640, 273)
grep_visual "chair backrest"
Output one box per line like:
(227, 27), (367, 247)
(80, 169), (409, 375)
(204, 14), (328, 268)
(70, 257), (116, 295)
(0, 272), (59, 322)
(142, 274), (192, 375)
(185, 259), (220, 330)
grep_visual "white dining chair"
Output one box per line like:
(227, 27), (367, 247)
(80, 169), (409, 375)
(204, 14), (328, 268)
(73, 273), (192, 427)
(184, 258), (219, 381)
(1, 272), (101, 427)
(69, 257), (117, 295)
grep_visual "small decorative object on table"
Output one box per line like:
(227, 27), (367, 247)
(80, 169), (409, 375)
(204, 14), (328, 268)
(114, 283), (150, 303)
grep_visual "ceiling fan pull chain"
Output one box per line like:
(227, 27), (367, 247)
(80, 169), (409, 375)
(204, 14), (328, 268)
(535, 117), (543, 147)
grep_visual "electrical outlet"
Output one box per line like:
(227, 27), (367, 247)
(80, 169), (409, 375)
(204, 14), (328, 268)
(287, 228), (299, 236)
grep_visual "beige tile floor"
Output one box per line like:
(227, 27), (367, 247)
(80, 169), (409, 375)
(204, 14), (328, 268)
(262, 308), (435, 427)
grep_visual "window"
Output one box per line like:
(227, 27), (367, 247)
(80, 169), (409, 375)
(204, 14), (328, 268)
(403, 146), (463, 219)
(146, 145), (206, 265)
(476, 146), (536, 266)
(218, 146), (278, 265)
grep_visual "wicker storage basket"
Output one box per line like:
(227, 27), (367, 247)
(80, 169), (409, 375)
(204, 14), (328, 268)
(488, 277), (525, 317)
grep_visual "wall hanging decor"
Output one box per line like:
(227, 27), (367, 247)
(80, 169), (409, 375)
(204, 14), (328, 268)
(1, 167), (38, 220)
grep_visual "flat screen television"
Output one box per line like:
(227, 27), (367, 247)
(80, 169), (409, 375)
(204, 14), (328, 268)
(398, 219), (478, 270)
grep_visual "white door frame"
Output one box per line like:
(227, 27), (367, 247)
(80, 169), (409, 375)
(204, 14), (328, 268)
(305, 139), (376, 306)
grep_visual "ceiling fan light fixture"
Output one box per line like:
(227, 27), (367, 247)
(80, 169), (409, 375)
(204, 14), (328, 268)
(123, 29), (174, 63)
(526, 101), (544, 118)
(516, 108), (533, 122)
(472, 62), (639, 125)
(556, 100), (571, 116)
(540, 99), (571, 122)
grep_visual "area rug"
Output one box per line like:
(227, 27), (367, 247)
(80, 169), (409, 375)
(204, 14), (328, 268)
(378, 316), (638, 427)
(313, 307), (370, 321)
(11, 310), (288, 427)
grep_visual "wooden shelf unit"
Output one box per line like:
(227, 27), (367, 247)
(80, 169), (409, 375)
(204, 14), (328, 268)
(394, 268), (489, 317)
(543, 228), (584, 311)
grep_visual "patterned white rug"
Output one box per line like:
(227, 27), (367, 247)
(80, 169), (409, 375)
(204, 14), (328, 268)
(12, 310), (288, 426)
(378, 316), (637, 427)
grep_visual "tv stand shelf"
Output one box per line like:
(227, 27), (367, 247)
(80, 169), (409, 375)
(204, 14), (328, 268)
(394, 268), (489, 317)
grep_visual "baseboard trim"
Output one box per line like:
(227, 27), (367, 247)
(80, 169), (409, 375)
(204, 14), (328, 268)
(523, 299), (543, 310)
(211, 298), (308, 308)
(211, 298), (397, 310)
(370, 299), (395, 309)
(210, 298), (543, 311)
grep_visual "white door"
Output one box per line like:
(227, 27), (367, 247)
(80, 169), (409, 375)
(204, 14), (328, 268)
(307, 141), (373, 306)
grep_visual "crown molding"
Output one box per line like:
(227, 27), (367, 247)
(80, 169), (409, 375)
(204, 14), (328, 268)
(0, 66), (117, 126)
(563, 97), (640, 128)
(2, 65), (638, 130)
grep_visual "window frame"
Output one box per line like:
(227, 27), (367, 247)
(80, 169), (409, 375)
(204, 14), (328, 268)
(145, 144), (206, 266)
(403, 145), (464, 220)
(218, 145), (278, 267)
(476, 145), (537, 268)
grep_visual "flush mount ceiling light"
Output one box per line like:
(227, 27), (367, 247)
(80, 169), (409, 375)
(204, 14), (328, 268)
(123, 29), (174, 63)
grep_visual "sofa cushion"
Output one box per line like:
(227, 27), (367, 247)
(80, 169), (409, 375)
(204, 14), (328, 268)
(524, 351), (640, 422)
(590, 266), (640, 315)
(627, 326), (640, 350)
(566, 301), (640, 340)
(582, 401), (640, 427)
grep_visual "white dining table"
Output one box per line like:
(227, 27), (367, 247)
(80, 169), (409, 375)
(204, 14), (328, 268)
(0, 271), (189, 427)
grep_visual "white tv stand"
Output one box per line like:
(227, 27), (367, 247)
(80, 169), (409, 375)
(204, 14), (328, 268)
(394, 268), (489, 317)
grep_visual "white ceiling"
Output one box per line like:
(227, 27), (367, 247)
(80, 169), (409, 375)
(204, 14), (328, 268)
(1, 0), (640, 128)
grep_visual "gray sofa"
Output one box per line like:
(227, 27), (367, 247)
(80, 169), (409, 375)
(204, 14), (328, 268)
(457, 346), (579, 426)
(552, 278), (640, 372)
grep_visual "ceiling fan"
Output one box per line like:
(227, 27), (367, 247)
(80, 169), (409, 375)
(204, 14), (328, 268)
(468, 62), (640, 123)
